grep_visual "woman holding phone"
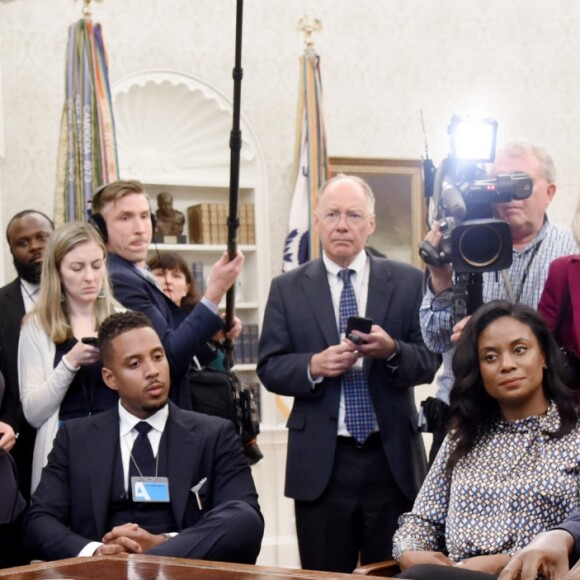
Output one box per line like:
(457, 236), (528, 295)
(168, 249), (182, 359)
(18, 222), (122, 492)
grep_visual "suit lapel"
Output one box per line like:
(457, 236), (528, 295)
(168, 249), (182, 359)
(165, 405), (198, 526)
(302, 259), (339, 346)
(7, 278), (25, 313)
(86, 410), (120, 537)
(2, 279), (26, 331)
(364, 256), (394, 326)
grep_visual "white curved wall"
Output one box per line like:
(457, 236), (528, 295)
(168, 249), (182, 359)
(1, 0), (579, 282)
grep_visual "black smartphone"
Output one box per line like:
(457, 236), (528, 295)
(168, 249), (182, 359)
(345, 316), (373, 344)
(81, 337), (98, 347)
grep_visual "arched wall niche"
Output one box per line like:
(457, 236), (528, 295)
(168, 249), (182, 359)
(112, 69), (262, 187)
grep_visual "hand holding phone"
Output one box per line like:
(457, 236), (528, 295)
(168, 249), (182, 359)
(345, 316), (373, 344)
(81, 337), (98, 347)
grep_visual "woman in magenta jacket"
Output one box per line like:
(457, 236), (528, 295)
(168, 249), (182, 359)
(538, 197), (580, 383)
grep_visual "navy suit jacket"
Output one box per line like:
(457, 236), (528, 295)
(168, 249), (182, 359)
(107, 253), (224, 408)
(257, 254), (440, 503)
(23, 402), (262, 560)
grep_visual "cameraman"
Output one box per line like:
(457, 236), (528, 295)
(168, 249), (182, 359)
(419, 142), (578, 463)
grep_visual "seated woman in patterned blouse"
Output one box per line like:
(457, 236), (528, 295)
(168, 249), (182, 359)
(392, 300), (580, 580)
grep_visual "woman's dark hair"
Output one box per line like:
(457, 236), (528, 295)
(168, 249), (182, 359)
(146, 252), (201, 313)
(447, 300), (577, 471)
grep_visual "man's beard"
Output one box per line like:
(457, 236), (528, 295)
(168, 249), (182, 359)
(142, 398), (168, 416)
(14, 258), (42, 284)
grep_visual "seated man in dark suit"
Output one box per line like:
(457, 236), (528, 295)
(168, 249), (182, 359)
(23, 311), (264, 562)
(90, 180), (243, 408)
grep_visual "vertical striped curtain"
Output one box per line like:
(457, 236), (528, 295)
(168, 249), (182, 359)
(282, 48), (330, 272)
(54, 19), (118, 225)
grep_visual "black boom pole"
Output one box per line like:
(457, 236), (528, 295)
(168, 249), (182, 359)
(224, 0), (244, 369)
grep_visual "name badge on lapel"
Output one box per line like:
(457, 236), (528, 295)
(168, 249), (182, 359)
(131, 477), (170, 502)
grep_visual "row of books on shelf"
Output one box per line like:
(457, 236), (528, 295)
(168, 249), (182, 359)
(190, 261), (245, 302)
(187, 203), (255, 245)
(190, 262), (206, 295)
(233, 324), (259, 365)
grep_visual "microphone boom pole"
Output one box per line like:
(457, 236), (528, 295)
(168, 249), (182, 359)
(225, 0), (244, 369)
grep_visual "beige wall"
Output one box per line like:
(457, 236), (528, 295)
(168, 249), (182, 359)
(0, 0), (579, 283)
(2, 2), (576, 565)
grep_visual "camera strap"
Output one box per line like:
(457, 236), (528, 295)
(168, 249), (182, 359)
(501, 239), (544, 304)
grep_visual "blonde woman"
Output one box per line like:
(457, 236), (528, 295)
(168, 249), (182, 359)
(18, 222), (123, 492)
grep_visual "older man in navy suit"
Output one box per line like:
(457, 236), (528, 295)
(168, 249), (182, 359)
(258, 174), (440, 573)
(24, 311), (263, 562)
(89, 180), (243, 408)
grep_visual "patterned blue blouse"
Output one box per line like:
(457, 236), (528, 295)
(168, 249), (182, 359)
(393, 403), (580, 562)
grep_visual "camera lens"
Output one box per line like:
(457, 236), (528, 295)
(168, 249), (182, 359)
(458, 224), (503, 268)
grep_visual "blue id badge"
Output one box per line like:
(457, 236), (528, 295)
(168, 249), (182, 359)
(131, 477), (170, 502)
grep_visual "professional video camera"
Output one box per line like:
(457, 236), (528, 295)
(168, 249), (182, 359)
(419, 116), (533, 320)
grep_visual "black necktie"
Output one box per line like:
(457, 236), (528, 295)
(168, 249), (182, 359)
(129, 421), (155, 479)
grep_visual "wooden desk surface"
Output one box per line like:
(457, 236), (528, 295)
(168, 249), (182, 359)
(0, 554), (366, 579)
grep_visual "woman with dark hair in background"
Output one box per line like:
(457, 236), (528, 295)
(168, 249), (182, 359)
(18, 222), (123, 493)
(538, 195), (580, 387)
(392, 301), (580, 580)
(147, 251), (201, 314)
(146, 252), (230, 367)
(147, 252), (240, 372)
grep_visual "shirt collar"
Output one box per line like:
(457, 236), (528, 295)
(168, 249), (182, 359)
(495, 400), (560, 434)
(20, 278), (40, 295)
(118, 400), (169, 437)
(323, 250), (368, 279)
(514, 219), (550, 254)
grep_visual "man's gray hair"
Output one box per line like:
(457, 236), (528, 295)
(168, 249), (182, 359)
(496, 142), (556, 183)
(318, 173), (376, 214)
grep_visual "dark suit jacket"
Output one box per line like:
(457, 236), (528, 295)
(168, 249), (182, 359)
(0, 278), (26, 429)
(538, 255), (580, 355)
(107, 253), (224, 408)
(257, 254), (440, 503)
(0, 277), (36, 499)
(558, 509), (580, 564)
(23, 402), (262, 560)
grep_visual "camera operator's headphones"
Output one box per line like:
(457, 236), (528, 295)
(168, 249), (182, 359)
(87, 183), (157, 243)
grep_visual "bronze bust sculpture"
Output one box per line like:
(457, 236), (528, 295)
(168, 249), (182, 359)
(155, 192), (186, 237)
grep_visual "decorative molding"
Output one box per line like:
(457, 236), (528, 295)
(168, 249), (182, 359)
(112, 70), (258, 186)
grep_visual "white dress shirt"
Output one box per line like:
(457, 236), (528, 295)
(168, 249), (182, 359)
(20, 279), (40, 313)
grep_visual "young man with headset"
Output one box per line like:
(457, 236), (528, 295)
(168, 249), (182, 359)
(90, 180), (243, 409)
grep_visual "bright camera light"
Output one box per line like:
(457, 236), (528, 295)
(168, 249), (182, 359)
(449, 116), (497, 162)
